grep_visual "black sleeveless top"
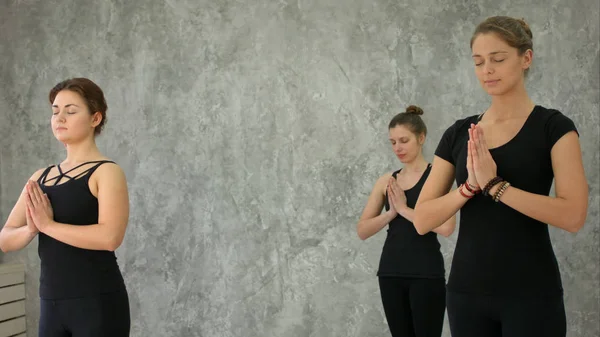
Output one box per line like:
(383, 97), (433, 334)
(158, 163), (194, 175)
(377, 164), (445, 279)
(37, 160), (126, 299)
(434, 105), (577, 296)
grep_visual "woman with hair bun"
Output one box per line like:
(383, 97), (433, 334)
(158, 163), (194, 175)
(357, 105), (455, 337)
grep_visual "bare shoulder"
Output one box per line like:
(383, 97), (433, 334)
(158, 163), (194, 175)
(94, 161), (127, 183)
(88, 161), (128, 196)
(30, 167), (48, 181)
(377, 171), (395, 184)
(375, 171), (395, 194)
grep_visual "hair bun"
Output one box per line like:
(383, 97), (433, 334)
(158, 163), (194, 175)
(516, 18), (533, 39)
(405, 105), (424, 115)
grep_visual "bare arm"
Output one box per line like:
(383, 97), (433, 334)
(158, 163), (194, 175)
(35, 164), (130, 251)
(357, 173), (397, 240)
(489, 132), (588, 232)
(414, 157), (468, 235)
(397, 206), (456, 237)
(0, 169), (45, 252)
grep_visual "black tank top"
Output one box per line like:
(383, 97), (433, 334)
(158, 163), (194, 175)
(37, 160), (126, 299)
(377, 164), (445, 278)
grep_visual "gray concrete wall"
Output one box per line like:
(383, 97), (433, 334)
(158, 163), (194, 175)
(1, 0), (598, 336)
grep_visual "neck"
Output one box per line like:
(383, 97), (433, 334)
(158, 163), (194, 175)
(402, 153), (428, 172)
(486, 81), (535, 120)
(62, 137), (102, 165)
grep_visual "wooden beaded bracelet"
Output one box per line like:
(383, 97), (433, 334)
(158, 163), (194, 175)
(482, 176), (503, 196)
(493, 181), (511, 202)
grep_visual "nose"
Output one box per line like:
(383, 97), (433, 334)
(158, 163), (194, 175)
(55, 111), (67, 123)
(483, 62), (495, 75)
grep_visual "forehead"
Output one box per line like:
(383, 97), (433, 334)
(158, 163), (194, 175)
(52, 90), (85, 106)
(389, 125), (414, 138)
(471, 33), (514, 55)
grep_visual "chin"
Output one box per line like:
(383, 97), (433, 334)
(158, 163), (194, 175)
(482, 81), (520, 96)
(399, 156), (415, 164)
(485, 87), (510, 96)
(54, 135), (71, 144)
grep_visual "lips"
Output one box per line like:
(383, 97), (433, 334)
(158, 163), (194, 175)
(485, 79), (500, 85)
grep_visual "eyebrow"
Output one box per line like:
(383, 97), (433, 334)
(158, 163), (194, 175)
(472, 51), (509, 57)
(51, 104), (80, 108)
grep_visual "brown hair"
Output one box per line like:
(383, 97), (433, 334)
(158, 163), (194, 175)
(388, 105), (427, 137)
(49, 78), (108, 135)
(471, 16), (533, 74)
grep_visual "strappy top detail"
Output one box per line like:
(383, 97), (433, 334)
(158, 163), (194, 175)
(38, 160), (114, 187)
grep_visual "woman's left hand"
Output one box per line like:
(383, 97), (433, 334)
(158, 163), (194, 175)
(388, 176), (408, 213)
(25, 180), (54, 232)
(469, 123), (498, 188)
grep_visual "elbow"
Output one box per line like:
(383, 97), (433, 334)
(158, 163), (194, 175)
(105, 235), (124, 252)
(437, 226), (455, 238)
(413, 211), (429, 235)
(0, 242), (16, 253)
(415, 228), (429, 236)
(562, 208), (587, 233)
(439, 221), (457, 238)
(0, 235), (11, 253)
(356, 228), (368, 241)
(106, 241), (121, 252)
(356, 222), (370, 241)
(413, 221), (430, 236)
(564, 217), (586, 234)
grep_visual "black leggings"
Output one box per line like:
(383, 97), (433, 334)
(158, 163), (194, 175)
(378, 277), (446, 337)
(447, 291), (566, 337)
(39, 291), (130, 337)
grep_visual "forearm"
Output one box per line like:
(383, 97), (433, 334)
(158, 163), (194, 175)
(493, 185), (587, 232)
(414, 188), (467, 235)
(42, 221), (120, 251)
(357, 211), (397, 240)
(0, 227), (37, 252)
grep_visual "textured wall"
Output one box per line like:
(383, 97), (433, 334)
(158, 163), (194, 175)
(1, 0), (598, 336)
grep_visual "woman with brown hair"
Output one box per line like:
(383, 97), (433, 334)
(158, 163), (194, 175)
(357, 105), (455, 337)
(0, 78), (131, 336)
(415, 16), (588, 337)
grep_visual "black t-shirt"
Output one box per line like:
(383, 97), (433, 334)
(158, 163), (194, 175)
(377, 164), (446, 279)
(434, 105), (578, 296)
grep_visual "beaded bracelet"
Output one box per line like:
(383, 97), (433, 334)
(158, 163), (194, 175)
(493, 181), (511, 202)
(482, 176), (503, 196)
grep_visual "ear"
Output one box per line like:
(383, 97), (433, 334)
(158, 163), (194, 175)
(91, 112), (103, 128)
(522, 49), (533, 71)
(418, 133), (426, 145)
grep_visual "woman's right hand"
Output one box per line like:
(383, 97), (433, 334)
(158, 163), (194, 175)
(386, 181), (399, 217)
(24, 192), (39, 235)
(467, 125), (481, 191)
